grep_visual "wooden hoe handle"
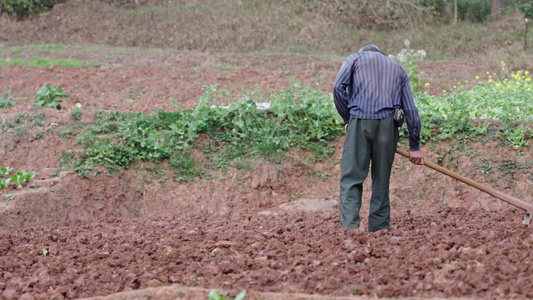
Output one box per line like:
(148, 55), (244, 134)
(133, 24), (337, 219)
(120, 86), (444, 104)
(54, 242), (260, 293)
(395, 148), (533, 224)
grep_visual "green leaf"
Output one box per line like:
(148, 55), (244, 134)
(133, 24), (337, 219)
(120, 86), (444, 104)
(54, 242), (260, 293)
(234, 291), (247, 300)
(208, 290), (221, 300)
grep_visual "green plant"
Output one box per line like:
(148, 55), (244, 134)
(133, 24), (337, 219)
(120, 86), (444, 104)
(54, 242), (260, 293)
(71, 103), (83, 121)
(389, 39), (426, 94)
(0, 167), (13, 177)
(0, 178), (11, 190)
(208, 290), (246, 300)
(0, 0), (60, 18)
(62, 71), (532, 180)
(0, 168), (35, 190)
(34, 85), (70, 110)
(10, 171), (36, 188)
(412, 68), (533, 147)
(0, 56), (96, 68)
(456, 0), (491, 23)
(0, 87), (16, 108)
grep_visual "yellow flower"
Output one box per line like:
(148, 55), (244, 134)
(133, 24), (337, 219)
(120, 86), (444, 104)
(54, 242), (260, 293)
(500, 90), (504, 94)
(442, 90), (447, 94)
(453, 85), (457, 89)
(476, 76), (480, 80)
(528, 88), (531, 92)
(488, 75), (492, 79)
(501, 61), (505, 65)
(425, 83), (430, 87)
(526, 78), (532, 82)
(304, 117), (308, 120)
(465, 80), (468, 83)
(486, 72), (490, 75)
(502, 68), (506, 72)
(526, 71), (530, 76)
(496, 83), (501, 87)
(516, 82), (520, 86)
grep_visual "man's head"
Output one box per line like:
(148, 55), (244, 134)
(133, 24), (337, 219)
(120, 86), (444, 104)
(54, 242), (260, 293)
(358, 44), (382, 53)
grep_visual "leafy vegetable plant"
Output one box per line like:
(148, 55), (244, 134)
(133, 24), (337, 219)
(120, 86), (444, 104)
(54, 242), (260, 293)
(0, 168), (36, 190)
(34, 84), (70, 110)
(10, 171), (36, 188)
(0, 167), (13, 177)
(0, 178), (11, 190)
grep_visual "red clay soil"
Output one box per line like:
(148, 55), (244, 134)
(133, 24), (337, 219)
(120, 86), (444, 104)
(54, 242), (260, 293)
(1, 207), (532, 300)
(1, 48), (533, 300)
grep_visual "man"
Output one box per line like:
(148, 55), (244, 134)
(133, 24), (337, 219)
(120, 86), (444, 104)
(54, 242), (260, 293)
(332, 44), (424, 232)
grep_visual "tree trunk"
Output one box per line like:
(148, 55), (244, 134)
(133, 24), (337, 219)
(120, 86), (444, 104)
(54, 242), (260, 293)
(491, 0), (501, 21)
(454, 0), (457, 25)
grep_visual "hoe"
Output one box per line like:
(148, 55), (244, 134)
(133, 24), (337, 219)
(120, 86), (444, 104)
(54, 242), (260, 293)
(396, 148), (533, 225)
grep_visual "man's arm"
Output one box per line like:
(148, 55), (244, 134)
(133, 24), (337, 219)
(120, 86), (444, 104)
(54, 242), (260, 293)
(332, 55), (356, 125)
(400, 74), (422, 152)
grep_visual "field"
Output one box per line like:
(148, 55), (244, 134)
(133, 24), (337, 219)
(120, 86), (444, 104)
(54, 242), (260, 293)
(1, 1), (533, 300)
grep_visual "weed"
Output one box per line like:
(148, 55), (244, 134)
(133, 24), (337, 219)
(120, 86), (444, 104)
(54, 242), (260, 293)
(58, 130), (72, 138)
(0, 87), (16, 108)
(34, 85), (70, 110)
(71, 108), (83, 121)
(389, 39), (426, 93)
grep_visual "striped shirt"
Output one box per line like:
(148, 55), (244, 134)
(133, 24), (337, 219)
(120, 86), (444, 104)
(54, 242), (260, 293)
(332, 51), (422, 151)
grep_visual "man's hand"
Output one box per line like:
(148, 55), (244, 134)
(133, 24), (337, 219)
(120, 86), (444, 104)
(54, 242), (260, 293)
(409, 150), (424, 165)
(345, 124), (348, 132)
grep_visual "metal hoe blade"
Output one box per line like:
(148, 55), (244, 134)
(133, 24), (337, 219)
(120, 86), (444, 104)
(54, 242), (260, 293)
(524, 214), (531, 225)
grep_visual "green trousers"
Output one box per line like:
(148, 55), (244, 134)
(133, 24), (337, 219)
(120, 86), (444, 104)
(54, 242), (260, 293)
(340, 117), (399, 232)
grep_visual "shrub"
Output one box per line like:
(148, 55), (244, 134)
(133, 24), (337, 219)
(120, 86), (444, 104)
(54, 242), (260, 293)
(0, 0), (63, 18)
(457, 0), (491, 23)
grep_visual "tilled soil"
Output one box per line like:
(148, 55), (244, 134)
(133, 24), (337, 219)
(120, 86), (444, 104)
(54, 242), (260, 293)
(1, 207), (532, 300)
(1, 46), (533, 299)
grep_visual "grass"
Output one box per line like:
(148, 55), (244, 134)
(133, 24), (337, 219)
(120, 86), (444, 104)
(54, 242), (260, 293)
(0, 43), (102, 67)
(0, 56), (97, 68)
(0, 1), (531, 69)
(35, 43), (66, 54)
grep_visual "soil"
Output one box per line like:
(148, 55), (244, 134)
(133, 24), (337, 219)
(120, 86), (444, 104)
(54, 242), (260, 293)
(1, 44), (533, 300)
